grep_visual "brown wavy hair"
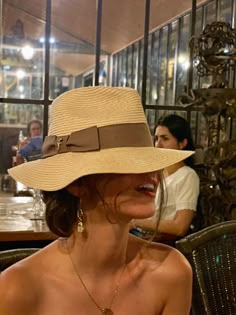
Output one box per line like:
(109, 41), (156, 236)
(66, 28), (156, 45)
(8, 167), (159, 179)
(42, 173), (165, 238)
(42, 188), (78, 237)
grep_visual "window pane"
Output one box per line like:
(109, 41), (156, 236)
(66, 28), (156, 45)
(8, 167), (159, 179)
(205, 1), (217, 24)
(145, 109), (157, 135)
(176, 15), (190, 99)
(0, 103), (43, 125)
(166, 21), (178, 105)
(157, 26), (168, 105)
(108, 0), (146, 92)
(50, 1), (96, 98)
(146, 33), (153, 104)
(0, 103), (43, 173)
(219, 0), (233, 23)
(1, 0), (46, 99)
(149, 31), (160, 105)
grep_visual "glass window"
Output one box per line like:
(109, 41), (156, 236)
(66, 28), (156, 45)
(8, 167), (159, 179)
(149, 30), (160, 105)
(146, 33), (153, 104)
(192, 7), (204, 90)
(0, 103), (43, 125)
(145, 109), (157, 135)
(1, 0), (46, 99)
(157, 26), (168, 105)
(205, 1), (217, 25)
(121, 49), (128, 86)
(219, 0), (233, 23)
(195, 6), (204, 36)
(176, 15), (190, 99)
(127, 46), (132, 88)
(137, 39), (144, 95)
(50, 1), (96, 98)
(132, 42), (139, 90)
(166, 21), (178, 105)
(111, 54), (118, 86)
(0, 102), (43, 173)
(105, 0), (145, 90)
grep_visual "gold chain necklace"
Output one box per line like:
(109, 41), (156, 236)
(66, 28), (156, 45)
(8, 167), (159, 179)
(67, 242), (126, 315)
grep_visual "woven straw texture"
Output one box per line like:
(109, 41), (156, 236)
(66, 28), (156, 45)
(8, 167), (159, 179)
(48, 86), (147, 135)
(8, 87), (193, 191)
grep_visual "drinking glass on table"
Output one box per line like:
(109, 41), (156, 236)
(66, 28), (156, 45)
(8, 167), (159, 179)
(29, 189), (45, 220)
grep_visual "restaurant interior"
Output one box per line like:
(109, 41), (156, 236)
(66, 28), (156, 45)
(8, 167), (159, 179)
(0, 0), (236, 314)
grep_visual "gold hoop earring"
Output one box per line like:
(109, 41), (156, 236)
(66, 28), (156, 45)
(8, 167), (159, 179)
(77, 208), (84, 233)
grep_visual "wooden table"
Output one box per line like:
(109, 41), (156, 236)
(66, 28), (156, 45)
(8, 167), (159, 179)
(0, 221), (56, 242)
(0, 196), (57, 249)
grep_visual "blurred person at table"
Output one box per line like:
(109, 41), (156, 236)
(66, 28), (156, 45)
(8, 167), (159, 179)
(15, 119), (43, 165)
(1, 87), (193, 315)
(131, 114), (200, 244)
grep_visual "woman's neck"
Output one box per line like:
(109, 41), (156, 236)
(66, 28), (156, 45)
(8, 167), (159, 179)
(66, 220), (130, 274)
(164, 161), (185, 177)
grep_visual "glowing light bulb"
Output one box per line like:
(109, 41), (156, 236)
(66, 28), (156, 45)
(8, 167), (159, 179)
(21, 44), (34, 60)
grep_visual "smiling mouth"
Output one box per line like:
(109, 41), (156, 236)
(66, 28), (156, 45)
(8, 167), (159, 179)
(136, 183), (156, 194)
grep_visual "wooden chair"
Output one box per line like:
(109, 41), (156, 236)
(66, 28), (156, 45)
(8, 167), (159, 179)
(176, 220), (236, 315)
(0, 248), (39, 272)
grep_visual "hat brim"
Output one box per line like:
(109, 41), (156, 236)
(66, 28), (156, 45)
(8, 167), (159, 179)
(8, 147), (193, 191)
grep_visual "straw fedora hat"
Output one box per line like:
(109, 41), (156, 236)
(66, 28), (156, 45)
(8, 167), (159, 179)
(8, 86), (193, 191)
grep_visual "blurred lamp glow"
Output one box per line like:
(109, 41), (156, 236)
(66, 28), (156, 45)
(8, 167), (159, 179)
(39, 37), (55, 44)
(19, 85), (24, 92)
(16, 69), (26, 79)
(21, 44), (34, 60)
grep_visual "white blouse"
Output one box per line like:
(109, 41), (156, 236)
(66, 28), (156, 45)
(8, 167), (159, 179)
(155, 165), (200, 221)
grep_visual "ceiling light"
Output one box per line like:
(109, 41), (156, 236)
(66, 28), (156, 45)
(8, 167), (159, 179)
(16, 69), (26, 79)
(39, 37), (55, 44)
(21, 44), (34, 60)
(18, 85), (24, 92)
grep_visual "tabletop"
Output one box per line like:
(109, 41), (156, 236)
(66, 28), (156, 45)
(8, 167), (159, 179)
(0, 196), (57, 242)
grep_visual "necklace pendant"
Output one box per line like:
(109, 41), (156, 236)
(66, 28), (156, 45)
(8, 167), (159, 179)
(102, 308), (113, 315)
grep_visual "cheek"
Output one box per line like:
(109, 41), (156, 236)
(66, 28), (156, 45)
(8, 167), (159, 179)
(159, 142), (170, 149)
(165, 141), (179, 150)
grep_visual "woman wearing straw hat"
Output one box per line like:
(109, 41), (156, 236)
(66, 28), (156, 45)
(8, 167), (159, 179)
(0, 87), (193, 315)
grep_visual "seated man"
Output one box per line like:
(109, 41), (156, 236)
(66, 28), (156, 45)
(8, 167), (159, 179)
(16, 120), (43, 165)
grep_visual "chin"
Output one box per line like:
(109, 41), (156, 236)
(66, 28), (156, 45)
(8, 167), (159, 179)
(127, 205), (156, 220)
(137, 212), (155, 219)
(118, 198), (156, 218)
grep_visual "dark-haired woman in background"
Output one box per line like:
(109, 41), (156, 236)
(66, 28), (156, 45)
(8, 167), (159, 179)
(132, 114), (200, 243)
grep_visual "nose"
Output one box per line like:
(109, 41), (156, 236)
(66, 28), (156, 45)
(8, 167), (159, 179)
(155, 139), (163, 148)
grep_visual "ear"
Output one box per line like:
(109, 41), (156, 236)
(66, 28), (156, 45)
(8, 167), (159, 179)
(179, 138), (188, 150)
(66, 181), (88, 198)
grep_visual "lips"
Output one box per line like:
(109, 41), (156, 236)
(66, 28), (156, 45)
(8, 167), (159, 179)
(136, 180), (157, 198)
(137, 183), (155, 192)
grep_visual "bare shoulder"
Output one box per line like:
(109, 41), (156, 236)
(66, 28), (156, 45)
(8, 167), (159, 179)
(128, 237), (193, 314)
(129, 235), (192, 283)
(146, 240), (192, 279)
(0, 240), (68, 314)
(0, 254), (38, 315)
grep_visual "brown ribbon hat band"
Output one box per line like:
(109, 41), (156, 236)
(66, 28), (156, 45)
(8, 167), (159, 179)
(42, 123), (153, 158)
